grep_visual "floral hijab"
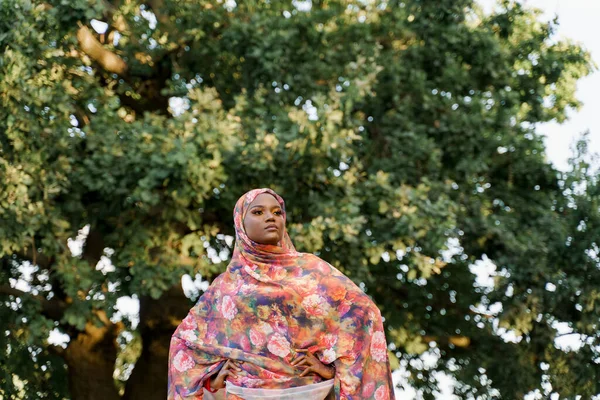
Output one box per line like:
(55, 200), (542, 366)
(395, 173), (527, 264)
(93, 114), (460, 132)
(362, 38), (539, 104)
(168, 188), (395, 399)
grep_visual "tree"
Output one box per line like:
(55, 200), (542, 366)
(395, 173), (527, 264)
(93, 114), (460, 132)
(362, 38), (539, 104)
(1, 0), (598, 398)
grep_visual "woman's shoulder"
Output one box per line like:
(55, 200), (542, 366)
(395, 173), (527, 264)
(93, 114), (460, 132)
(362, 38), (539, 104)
(297, 253), (333, 270)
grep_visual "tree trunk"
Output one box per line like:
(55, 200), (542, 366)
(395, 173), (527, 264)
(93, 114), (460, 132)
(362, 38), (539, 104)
(63, 321), (122, 400)
(123, 285), (191, 400)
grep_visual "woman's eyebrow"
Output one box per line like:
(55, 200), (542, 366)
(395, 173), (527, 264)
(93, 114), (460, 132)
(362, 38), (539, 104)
(249, 204), (281, 210)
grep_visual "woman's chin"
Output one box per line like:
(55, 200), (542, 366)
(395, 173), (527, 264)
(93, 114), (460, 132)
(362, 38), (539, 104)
(258, 235), (281, 246)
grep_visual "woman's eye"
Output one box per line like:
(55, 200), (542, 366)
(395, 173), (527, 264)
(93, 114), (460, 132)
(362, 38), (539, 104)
(274, 211), (282, 215)
(253, 210), (262, 215)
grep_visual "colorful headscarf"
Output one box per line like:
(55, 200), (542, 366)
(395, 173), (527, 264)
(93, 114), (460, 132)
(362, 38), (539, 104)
(168, 188), (395, 399)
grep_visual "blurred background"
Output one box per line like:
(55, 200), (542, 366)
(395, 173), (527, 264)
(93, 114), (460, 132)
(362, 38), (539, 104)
(1, 0), (599, 399)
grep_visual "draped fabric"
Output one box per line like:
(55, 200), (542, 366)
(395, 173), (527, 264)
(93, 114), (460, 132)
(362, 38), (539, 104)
(168, 188), (395, 399)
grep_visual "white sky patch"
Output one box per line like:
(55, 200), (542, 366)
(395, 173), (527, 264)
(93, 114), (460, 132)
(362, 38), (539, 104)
(96, 255), (116, 274)
(545, 282), (557, 292)
(441, 237), (463, 262)
(302, 100), (319, 121)
(223, 0), (237, 12)
(47, 328), (70, 348)
(113, 31), (121, 46)
(393, 367), (417, 398)
(90, 19), (108, 35)
(487, 301), (503, 315)
(434, 371), (460, 399)
(554, 333), (584, 352)
(140, 9), (157, 29)
(469, 255), (496, 290)
(292, 0), (312, 12)
(493, 319), (523, 344)
(181, 274), (210, 300)
(552, 321), (585, 352)
(9, 262), (35, 293)
(112, 296), (140, 329)
(393, 352), (458, 399)
(67, 225), (90, 257)
(168, 97), (190, 117)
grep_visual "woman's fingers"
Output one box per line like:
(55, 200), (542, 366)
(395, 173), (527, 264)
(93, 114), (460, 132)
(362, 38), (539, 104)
(291, 355), (306, 366)
(294, 348), (311, 353)
(222, 360), (243, 372)
(294, 359), (310, 367)
(299, 366), (315, 377)
(231, 361), (242, 372)
(221, 369), (238, 380)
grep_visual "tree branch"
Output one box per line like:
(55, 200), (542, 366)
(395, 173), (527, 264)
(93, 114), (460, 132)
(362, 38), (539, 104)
(77, 23), (128, 76)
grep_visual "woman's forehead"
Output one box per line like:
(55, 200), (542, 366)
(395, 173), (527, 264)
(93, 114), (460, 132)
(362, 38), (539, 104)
(248, 193), (281, 207)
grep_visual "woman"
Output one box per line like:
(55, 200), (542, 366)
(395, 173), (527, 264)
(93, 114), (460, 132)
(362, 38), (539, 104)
(168, 188), (395, 399)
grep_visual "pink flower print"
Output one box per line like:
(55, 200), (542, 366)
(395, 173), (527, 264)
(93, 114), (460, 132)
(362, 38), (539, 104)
(267, 333), (291, 358)
(362, 382), (376, 398)
(244, 264), (265, 281)
(320, 333), (337, 348)
(180, 314), (195, 330)
(374, 385), (389, 400)
(370, 331), (387, 362)
(239, 334), (251, 351)
(338, 300), (352, 316)
(315, 261), (331, 274)
(322, 348), (336, 364)
(271, 313), (288, 334)
(269, 266), (287, 280)
(240, 283), (258, 295)
(302, 294), (329, 317)
(172, 350), (195, 372)
(258, 321), (273, 335)
(221, 295), (237, 321)
(262, 369), (282, 379)
(294, 278), (317, 297)
(206, 320), (219, 341)
(179, 329), (197, 342)
(223, 278), (242, 294)
(340, 374), (361, 394)
(249, 327), (266, 347)
(196, 320), (207, 338)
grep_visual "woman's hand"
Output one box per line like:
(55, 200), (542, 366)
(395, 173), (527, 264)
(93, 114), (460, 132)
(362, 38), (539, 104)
(209, 360), (243, 390)
(292, 349), (335, 379)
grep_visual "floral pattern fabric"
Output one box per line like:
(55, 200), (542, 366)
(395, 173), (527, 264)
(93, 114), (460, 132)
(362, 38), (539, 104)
(168, 188), (395, 399)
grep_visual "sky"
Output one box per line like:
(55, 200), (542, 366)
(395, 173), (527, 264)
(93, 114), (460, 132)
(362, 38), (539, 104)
(480, 0), (600, 171)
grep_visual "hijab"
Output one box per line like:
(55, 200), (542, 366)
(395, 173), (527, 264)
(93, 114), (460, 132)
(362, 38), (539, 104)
(168, 188), (395, 399)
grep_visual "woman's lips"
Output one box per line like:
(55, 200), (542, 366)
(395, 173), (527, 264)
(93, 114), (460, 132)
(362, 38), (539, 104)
(265, 225), (278, 231)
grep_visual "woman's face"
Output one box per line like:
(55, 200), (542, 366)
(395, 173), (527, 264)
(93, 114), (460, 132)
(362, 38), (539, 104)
(243, 193), (285, 245)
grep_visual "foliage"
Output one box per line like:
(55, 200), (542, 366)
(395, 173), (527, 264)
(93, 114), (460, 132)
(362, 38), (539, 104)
(0, 0), (598, 399)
